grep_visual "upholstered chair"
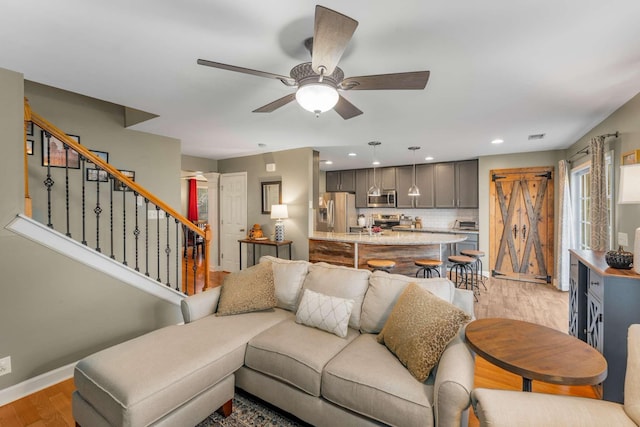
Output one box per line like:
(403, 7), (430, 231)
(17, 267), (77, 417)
(471, 324), (640, 427)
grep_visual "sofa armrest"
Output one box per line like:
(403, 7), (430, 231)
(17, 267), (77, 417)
(433, 332), (475, 427)
(452, 288), (475, 319)
(180, 287), (221, 323)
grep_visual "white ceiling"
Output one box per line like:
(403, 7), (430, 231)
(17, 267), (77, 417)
(3, 1), (640, 170)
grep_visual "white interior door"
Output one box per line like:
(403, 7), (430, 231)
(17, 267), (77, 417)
(220, 172), (247, 272)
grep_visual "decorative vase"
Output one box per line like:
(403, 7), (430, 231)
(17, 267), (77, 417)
(605, 245), (634, 270)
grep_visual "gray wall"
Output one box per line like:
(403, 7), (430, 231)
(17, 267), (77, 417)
(565, 91), (640, 250)
(218, 148), (315, 261)
(0, 68), (182, 390)
(181, 154), (218, 174)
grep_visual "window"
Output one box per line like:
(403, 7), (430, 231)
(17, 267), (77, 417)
(197, 185), (208, 222)
(571, 151), (614, 250)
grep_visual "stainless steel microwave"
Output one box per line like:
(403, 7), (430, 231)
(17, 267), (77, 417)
(367, 190), (397, 208)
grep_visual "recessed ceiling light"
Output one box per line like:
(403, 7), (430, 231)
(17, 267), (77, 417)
(348, 152), (357, 157)
(424, 156), (434, 161)
(324, 160), (333, 165)
(372, 160), (380, 166)
(491, 139), (504, 144)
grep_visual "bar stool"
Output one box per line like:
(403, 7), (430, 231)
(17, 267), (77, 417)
(448, 255), (478, 300)
(414, 259), (442, 278)
(460, 249), (487, 290)
(367, 259), (396, 273)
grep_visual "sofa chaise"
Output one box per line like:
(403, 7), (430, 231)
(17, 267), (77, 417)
(72, 257), (476, 427)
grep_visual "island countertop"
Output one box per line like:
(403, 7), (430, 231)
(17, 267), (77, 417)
(311, 231), (467, 245)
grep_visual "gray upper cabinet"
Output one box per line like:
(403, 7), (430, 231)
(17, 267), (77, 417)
(456, 160), (478, 208)
(435, 163), (456, 208)
(415, 163), (435, 208)
(355, 168), (371, 207)
(381, 167), (396, 190)
(326, 170), (356, 192)
(434, 161), (478, 208)
(395, 166), (414, 208)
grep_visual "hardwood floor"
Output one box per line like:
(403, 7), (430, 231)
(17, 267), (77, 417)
(0, 264), (598, 427)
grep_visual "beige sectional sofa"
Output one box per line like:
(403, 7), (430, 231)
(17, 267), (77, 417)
(72, 257), (475, 427)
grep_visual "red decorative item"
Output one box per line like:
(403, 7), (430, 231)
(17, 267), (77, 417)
(187, 179), (199, 221)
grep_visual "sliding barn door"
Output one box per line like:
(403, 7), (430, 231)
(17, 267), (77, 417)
(490, 167), (554, 284)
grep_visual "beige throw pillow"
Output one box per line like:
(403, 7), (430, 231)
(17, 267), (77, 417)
(216, 262), (277, 316)
(296, 289), (355, 338)
(377, 282), (470, 382)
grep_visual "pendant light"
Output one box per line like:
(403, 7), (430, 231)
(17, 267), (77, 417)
(408, 146), (421, 196)
(368, 141), (382, 196)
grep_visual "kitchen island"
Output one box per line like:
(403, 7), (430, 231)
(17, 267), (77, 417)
(309, 231), (467, 276)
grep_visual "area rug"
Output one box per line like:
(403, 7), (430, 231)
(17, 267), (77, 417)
(196, 389), (306, 427)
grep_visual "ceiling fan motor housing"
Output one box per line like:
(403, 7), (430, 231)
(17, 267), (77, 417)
(291, 62), (344, 88)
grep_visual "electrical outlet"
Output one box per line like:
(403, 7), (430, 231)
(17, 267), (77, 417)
(0, 356), (11, 376)
(147, 210), (158, 220)
(618, 232), (629, 247)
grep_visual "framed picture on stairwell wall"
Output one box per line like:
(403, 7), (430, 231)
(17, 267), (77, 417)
(113, 169), (135, 191)
(41, 131), (80, 169)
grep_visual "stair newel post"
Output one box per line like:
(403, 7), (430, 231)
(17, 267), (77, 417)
(122, 187), (127, 266)
(109, 176), (115, 259)
(81, 156), (87, 245)
(144, 198), (150, 277)
(133, 192), (140, 272)
(156, 205), (161, 282)
(165, 213), (171, 287)
(175, 218), (180, 292)
(95, 172), (102, 253)
(43, 131), (54, 229)
(64, 144), (71, 237)
(204, 223), (211, 291)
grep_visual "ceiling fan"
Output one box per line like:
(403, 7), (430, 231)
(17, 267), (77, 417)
(197, 5), (430, 119)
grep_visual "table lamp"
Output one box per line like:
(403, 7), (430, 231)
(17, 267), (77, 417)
(271, 204), (288, 242)
(618, 164), (640, 273)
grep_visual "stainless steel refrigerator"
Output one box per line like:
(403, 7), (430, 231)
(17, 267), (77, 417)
(316, 192), (357, 233)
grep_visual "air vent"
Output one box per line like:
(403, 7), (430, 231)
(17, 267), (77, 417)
(528, 133), (546, 140)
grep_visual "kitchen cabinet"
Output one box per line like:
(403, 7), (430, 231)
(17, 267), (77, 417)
(326, 169), (355, 192)
(355, 168), (372, 208)
(435, 161), (478, 208)
(381, 167), (396, 190)
(568, 249), (640, 403)
(396, 164), (435, 208)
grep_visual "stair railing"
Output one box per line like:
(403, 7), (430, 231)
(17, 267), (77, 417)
(23, 99), (210, 293)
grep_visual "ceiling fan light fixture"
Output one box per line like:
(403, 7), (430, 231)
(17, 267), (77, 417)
(295, 83), (339, 115)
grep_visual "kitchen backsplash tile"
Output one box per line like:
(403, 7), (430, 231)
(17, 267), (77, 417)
(357, 208), (478, 229)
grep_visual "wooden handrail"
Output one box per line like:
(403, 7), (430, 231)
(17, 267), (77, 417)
(25, 99), (211, 291)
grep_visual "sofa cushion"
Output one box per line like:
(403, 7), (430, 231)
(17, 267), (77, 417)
(245, 319), (359, 397)
(322, 333), (435, 427)
(377, 282), (470, 382)
(360, 271), (457, 333)
(74, 309), (293, 427)
(259, 255), (310, 311)
(296, 289), (354, 338)
(216, 262), (277, 316)
(302, 262), (370, 329)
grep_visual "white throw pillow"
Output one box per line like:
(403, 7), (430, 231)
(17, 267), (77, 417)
(259, 256), (310, 311)
(296, 289), (355, 338)
(302, 262), (370, 329)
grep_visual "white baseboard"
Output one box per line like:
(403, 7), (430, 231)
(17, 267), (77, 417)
(0, 362), (75, 406)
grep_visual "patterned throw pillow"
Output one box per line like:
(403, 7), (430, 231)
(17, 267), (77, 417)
(377, 282), (470, 382)
(296, 289), (355, 338)
(216, 262), (277, 316)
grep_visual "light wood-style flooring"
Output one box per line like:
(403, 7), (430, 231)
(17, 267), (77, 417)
(0, 257), (598, 427)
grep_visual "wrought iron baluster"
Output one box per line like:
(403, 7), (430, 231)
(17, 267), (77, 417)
(81, 156), (87, 245)
(192, 228), (197, 295)
(134, 192), (140, 272)
(43, 132), (54, 228)
(109, 177), (115, 259)
(64, 145), (71, 237)
(122, 188), (127, 266)
(165, 214), (171, 287)
(95, 172), (102, 252)
(145, 198), (150, 277)
(182, 224), (188, 289)
(175, 219), (180, 292)
(156, 205), (161, 282)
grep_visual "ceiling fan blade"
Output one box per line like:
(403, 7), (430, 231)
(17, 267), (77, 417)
(311, 6), (358, 75)
(252, 93), (297, 113)
(197, 59), (296, 86)
(340, 71), (430, 90)
(333, 95), (363, 120)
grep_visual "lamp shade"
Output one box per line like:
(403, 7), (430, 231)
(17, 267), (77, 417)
(270, 204), (289, 219)
(618, 164), (640, 204)
(295, 84), (339, 113)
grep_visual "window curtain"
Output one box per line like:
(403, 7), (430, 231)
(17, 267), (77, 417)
(187, 178), (199, 222)
(589, 136), (608, 251)
(556, 160), (573, 291)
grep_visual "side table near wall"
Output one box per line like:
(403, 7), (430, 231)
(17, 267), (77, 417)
(238, 239), (292, 269)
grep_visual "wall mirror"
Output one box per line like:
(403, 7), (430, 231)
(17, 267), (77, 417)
(261, 181), (282, 214)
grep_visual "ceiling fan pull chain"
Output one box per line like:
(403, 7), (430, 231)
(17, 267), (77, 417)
(318, 66), (326, 83)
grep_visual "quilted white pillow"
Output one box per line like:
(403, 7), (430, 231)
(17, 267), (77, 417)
(296, 289), (355, 338)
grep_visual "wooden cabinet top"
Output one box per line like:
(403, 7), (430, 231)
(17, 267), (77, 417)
(570, 249), (640, 280)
